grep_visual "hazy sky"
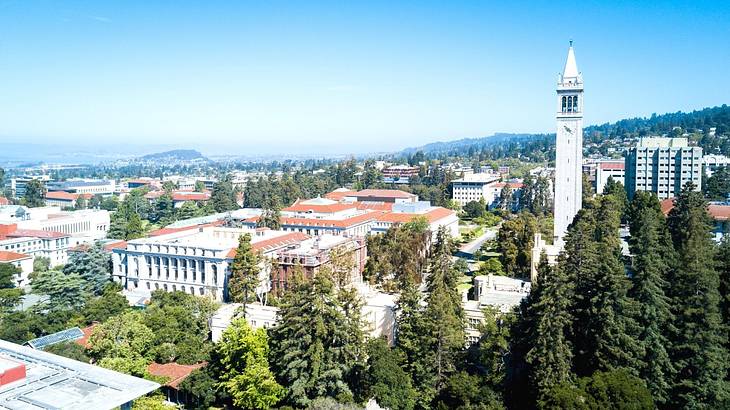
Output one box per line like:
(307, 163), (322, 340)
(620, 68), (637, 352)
(1, 1), (729, 155)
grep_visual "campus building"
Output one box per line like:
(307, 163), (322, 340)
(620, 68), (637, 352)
(46, 179), (116, 196)
(450, 173), (501, 206)
(625, 137), (703, 200)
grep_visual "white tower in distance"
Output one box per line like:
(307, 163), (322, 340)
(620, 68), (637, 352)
(553, 42), (584, 248)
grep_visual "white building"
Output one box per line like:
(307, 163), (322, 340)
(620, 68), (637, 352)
(703, 154), (729, 177)
(112, 225), (310, 301)
(10, 175), (52, 199)
(463, 274), (531, 345)
(0, 227), (71, 267)
(625, 137), (703, 200)
(46, 179), (116, 196)
(594, 160), (625, 195)
(0, 206), (110, 246)
(370, 201), (459, 240)
(450, 173), (501, 206)
(553, 42), (584, 248)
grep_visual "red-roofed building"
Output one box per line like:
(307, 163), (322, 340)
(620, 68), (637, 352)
(74, 324), (98, 349)
(371, 204), (459, 240)
(595, 161), (626, 195)
(147, 362), (207, 404)
(324, 188), (355, 201)
(345, 189), (418, 204)
(0, 250), (33, 286)
(0, 225), (71, 267)
(45, 191), (93, 208)
(145, 190), (211, 208)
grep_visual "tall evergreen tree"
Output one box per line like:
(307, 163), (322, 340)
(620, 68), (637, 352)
(568, 196), (640, 376)
(423, 227), (465, 390)
(269, 269), (364, 407)
(0, 263), (24, 315)
(63, 243), (113, 295)
(718, 236), (730, 344)
(626, 191), (675, 405)
(526, 253), (574, 406)
(23, 179), (46, 207)
(667, 183), (729, 407)
(228, 234), (260, 313)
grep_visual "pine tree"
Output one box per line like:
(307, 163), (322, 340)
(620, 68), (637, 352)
(228, 234), (260, 313)
(626, 191), (675, 405)
(526, 253), (574, 406)
(423, 227), (465, 390)
(666, 183), (729, 407)
(269, 269), (364, 407)
(0, 263), (24, 315)
(395, 281), (436, 409)
(126, 212), (145, 240)
(718, 236), (730, 343)
(568, 196), (640, 376)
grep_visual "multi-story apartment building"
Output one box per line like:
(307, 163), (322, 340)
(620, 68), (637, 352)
(450, 173), (501, 206)
(10, 175), (52, 198)
(625, 137), (703, 199)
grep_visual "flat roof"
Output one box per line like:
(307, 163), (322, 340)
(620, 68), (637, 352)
(0, 339), (159, 410)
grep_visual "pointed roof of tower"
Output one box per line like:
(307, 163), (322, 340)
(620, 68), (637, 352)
(562, 42), (579, 79)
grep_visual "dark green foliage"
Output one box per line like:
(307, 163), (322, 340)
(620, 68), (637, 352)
(520, 174), (552, 215)
(228, 233), (260, 309)
(541, 369), (654, 410)
(210, 175), (238, 212)
(603, 176), (628, 219)
(719, 237), (730, 341)
(434, 371), (505, 410)
(497, 212), (539, 279)
(363, 337), (416, 410)
(526, 254), (574, 404)
(626, 191), (675, 405)
(178, 367), (219, 409)
(364, 220), (430, 291)
(269, 269), (365, 407)
(80, 283), (129, 324)
(463, 200), (487, 219)
(45, 341), (91, 362)
(666, 183), (729, 407)
(23, 179), (46, 207)
(63, 244), (112, 295)
(703, 166), (730, 200)
(32, 270), (91, 312)
(0, 263), (24, 314)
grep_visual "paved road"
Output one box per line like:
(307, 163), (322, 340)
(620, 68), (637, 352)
(459, 228), (497, 256)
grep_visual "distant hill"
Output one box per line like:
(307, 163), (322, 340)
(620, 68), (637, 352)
(140, 149), (207, 161)
(400, 133), (545, 156)
(398, 104), (730, 159)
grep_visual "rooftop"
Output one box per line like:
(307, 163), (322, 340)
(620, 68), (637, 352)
(0, 339), (159, 410)
(147, 362), (206, 389)
(350, 189), (417, 200)
(0, 251), (31, 262)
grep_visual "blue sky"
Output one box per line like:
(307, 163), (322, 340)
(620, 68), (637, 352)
(0, 1), (729, 155)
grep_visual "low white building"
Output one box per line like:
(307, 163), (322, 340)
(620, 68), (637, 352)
(594, 161), (625, 195)
(371, 201), (459, 240)
(703, 154), (729, 177)
(0, 226), (71, 267)
(211, 302), (279, 342)
(46, 179), (116, 196)
(464, 274), (531, 345)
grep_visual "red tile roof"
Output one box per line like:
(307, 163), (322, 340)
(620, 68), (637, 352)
(492, 182), (524, 189)
(376, 207), (455, 224)
(45, 191), (78, 201)
(354, 201), (394, 211)
(0, 250), (30, 262)
(172, 192), (210, 202)
(324, 189), (355, 201)
(660, 198), (730, 221)
(0, 197), (10, 206)
(283, 201), (357, 214)
(147, 362), (207, 389)
(599, 162), (625, 170)
(227, 232), (310, 258)
(280, 212), (381, 229)
(5, 229), (69, 239)
(74, 324), (98, 349)
(147, 221), (223, 237)
(353, 189), (417, 199)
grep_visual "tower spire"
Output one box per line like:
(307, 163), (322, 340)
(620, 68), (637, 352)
(562, 42), (579, 80)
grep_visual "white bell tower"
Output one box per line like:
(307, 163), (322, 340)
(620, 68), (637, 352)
(553, 42), (584, 248)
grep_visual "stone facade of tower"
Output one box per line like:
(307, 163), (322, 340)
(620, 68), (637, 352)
(553, 44), (584, 248)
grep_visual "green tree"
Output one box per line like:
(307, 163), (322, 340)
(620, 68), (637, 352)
(626, 191), (675, 405)
(478, 258), (504, 276)
(32, 270), (90, 312)
(88, 310), (155, 362)
(63, 244), (112, 295)
(719, 236), (730, 346)
(80, 283), (128, 324)
(178, 367), (219, 409)
(23, 179), (46, 207)
(194, 180), (206, 192)
(228, 234), (260, 312)
(269, 270), (364, 407)
(526, 254), (574, 405)
(216, 318), (284, 409)
(666, 183), (729, 407)
(176, 201), (200, 220)
(211, 176), (238, 212)
(126, 212), (145, 239)
(363, 337), (416, 410)
(497, 212), (538, 278)
(463, 200), (486, 219)
(44, 341), (91, 362)
(703, 166), (730, 200)
(258, 200), (282, 230)
(498, 185), (513, 213)
(33, 256), (50, 273)
(423, 227), (465, 389)
(0, 263), (24, 314)
(434, 371), (505, 410)
(603, 176), (629, 219)
(542, 369), (654, 410)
